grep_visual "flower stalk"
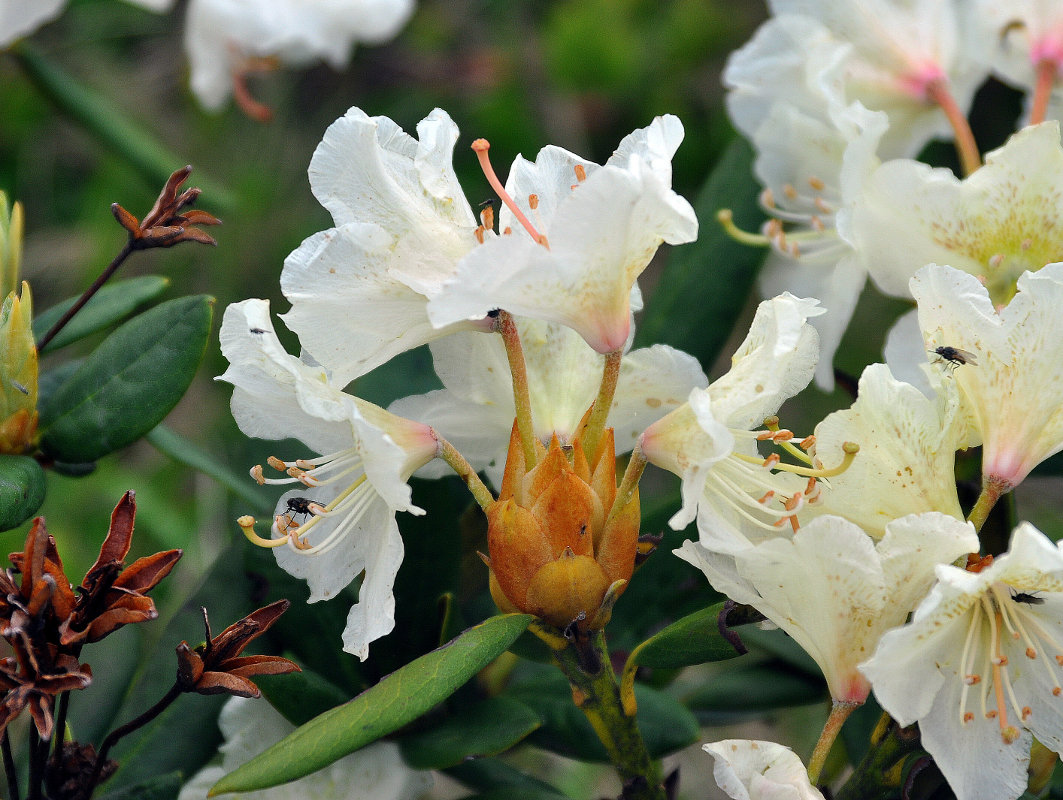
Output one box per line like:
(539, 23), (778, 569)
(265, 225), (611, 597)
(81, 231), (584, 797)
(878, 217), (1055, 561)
(807, 699), (859, 784)
(545, 627), (665, 800)
(495, 311), (539, 467)
(966, 474), (1010, 533)
(925, 80), (981, 176)
(581, 348), (623, 462)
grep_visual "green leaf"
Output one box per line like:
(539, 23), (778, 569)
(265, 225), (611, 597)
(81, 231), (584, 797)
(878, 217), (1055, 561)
(257, 668), (349, 728)
(509, 668), (698, 762)
(146, 424), (268, 512)
(399, 696), (541, 769)
(33, 276), (170, 353)
(38, 295), (214, 463)
(684, 662), (826, 717)
(446, 758), (569, 799)
(13, 43), (234, 211)
(634, 135), (766, 369)
(0, 454), (45, 531)
(95, 771), (182, 800)
(627, 601), (743, 670)
(211, 614), (533, 794)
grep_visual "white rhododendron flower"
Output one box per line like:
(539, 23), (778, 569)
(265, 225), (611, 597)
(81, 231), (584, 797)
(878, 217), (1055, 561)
(911, 262), (1063, 490)
(970, 1), (1063, 97)
(704, 740), (825, 800)
(763, 0), (986, 158)
(427, 115), (698, 354)
(861, 523), (1063, 800)
(178, 697), (432, 800)
(217, 299), (438, 660)
(639, 293), (827, 545)
(390, 317), (707, 486)
(0, 0), (171, 48)
(810, 363), (966, 538)
(281, 107), (492, 385)
(852, 122), (1063, 302)
(184, 0), (414, 111)
(679, 513), (977, 705)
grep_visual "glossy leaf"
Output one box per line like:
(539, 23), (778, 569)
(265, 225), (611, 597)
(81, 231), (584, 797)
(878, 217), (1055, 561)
(634, 135), (766, 369)
(509, 668), (698, 762)
(400, 696), (541, 769)
(95, 771), (182, 800)
(211, 614), (533, 794)
(38, 295), (214, 463)
(32, 276), (170, 353)
(684, 662), (826, 716)
(446, 758), (569, 799)
(0, 454), (45, 531)
(257, 668), (349, 728)
(146, 424), (267, 511)
(627, 601), (743, 670)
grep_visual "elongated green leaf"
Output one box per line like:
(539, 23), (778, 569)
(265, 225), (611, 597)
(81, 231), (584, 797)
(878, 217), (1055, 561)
(211, 614), (533, 794)
(0, 454), (45, 531)
(509, 668), (698, 762)
(399, 697), (541, 769)
(634, 135), (766, 369)
(95, 772), (182, 800)
(33, 276), (170, 353)
(684, 662), (825, 716)
(446, 758), (569, 799)
(146, 424), (267, 511)
(13, 44), (233, 211)
(38, 295), (214, 463)
(627, 601), (743, 669)
(257, 669), (349, 728)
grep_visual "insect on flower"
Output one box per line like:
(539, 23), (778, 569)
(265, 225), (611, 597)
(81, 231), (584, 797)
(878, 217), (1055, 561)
(931, 345), (978, 368)
(284, 496), (314, 521)
(1012, 590), (1045, 605)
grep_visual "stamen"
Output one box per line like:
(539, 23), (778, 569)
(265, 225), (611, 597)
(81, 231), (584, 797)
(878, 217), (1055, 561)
(237, 515), (288, 549)
(480, 204), (494, 231)
(718, 208), (771, 247)
(573, 164), (587, 183)
(250, 464), (265, 485)
(471, 139), (547, 245)
(958, 602), (983, 725)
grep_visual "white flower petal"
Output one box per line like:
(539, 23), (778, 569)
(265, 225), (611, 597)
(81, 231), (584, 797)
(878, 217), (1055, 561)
(704, 740), (825, 800)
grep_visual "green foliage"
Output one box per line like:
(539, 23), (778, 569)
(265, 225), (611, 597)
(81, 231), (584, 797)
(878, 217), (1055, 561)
(38, 294), (214, 462)
(211, 614), (533, 794)
(33, 275), (170, 353)
(399, 696), (542, 769)
(94, 772), (183, 800)
(625, 601), (744, 670)
(0, 454), (45, 530)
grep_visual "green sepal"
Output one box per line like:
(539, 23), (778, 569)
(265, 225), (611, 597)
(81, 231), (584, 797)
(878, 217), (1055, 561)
(33, 276), (170, 353)
(38, 295), (214, 463)
(0, 454), (45, 531)
(210, 614), (533, 794)
(399, 696), (541, 769)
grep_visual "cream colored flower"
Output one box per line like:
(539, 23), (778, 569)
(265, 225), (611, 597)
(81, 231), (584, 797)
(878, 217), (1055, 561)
(704, 740), (825, 800)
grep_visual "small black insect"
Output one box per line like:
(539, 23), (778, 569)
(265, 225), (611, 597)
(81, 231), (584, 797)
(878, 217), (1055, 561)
(479, 198), (495, 209)
(1012, 591), (1045, 605)
(285, 496), (314, 520)
(249, 327), (267, 335)
(931, 345), (978, 368)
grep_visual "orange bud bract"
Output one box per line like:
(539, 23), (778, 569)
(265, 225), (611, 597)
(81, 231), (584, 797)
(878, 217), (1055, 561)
(486, 425), (639, 632)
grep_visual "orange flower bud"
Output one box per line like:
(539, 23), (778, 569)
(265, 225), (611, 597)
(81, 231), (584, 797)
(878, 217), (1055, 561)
(486, 425), (639, 631)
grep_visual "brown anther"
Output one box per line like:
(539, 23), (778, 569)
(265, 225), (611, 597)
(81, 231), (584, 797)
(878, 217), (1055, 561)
(480, 205), (494, 231)
(756, 431), (773, 441)
(285, 466), (304, 479)
(757, 491), (775, 504)
(250, 464), (265, 485)
(1022, 706), (1032, 720)
(761, 188), (776, 208)
(963, 711), (975, 722)
(964, 674), (981, 685)
(503, 226), (512, 235)
(294, 459), (315, 470)
(799, 435), (816, 450)
(1027, 647), (1037, 658)
(573, 164), (587, 183)
(528, 194), (540, 210)
(762, 453), (781, 469)
(783, 183), (798, 200)
(995, 655), (1009, 666)
(111, 166), (220, 249)
(771, 429), (793, 442)
(1056, 655), (1063, 666)
(986, 710), (998, 719)
(966, 553), (994, 572)
(474, 227), (486, 244)
(267, 456), (286, 471)
(1054, 687), (1062, 696)
(783, 493), (803, 512)
(808, 176), (825, 192)
(274, 514), (294, 534)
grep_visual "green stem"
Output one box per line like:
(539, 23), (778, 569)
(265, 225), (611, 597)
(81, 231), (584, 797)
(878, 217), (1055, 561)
(581, 349), (623, 460)
(835, 714), (922, 800)
(437, 436), (495, 510)
(807, 700), (858, 785)
(11, 43), (233, 212)
(550, 628), (664, 800)
(966, 474), (1010, 533)
(496, 311), (538, 468)
(2, 729), (19, 800)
